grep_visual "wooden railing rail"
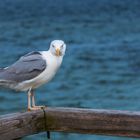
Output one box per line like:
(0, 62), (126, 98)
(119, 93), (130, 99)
(0, 107), (140, 139)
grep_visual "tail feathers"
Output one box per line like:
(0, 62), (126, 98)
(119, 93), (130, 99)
(0, 69), (17, 90)
(0, 79), (17, 89)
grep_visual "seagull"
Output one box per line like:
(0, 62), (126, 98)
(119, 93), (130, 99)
(0, 40), (66, 111)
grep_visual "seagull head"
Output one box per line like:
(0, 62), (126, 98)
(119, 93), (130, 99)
(49, 40), (66, 57)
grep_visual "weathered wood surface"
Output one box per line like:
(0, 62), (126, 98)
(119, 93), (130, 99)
(0, 107), (140, 139)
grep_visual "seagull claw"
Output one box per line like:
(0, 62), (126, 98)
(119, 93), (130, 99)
(27, 106), (46, 111)
(33, 105), (46, 109)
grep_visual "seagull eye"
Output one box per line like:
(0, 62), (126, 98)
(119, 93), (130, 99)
(60, 44), (63, 49)
(52, 44), (55, 48)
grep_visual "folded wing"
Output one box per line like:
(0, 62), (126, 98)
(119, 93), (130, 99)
(0, 51), (46, 83)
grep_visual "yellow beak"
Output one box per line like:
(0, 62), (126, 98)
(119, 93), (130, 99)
(55, 48), (60, 56)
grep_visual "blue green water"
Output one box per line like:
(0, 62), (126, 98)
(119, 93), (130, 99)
(0, 0), (140, 139)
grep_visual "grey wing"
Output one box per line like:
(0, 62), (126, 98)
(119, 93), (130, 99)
(0, 51), (46, 83)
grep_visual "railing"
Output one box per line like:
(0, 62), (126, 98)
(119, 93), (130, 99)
(0, 107), (140, 139)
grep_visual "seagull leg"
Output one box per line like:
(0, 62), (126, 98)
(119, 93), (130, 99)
(31, 90), (36, 107)
(27, 88), (32, 111)
(27, 88), (42, 111)
(31, 90), (45, 109)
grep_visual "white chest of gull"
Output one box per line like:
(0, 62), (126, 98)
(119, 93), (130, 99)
(0, 40), (66, 111)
